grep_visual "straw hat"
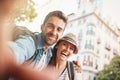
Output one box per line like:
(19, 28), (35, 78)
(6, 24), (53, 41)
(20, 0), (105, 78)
(59, 33), (78, 54)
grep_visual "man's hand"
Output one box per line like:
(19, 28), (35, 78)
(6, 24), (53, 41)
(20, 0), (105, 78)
(9, 65), (57, 80)
(73, 61), (82, 73)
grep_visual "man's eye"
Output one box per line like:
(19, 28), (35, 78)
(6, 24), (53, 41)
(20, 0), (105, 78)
(57, 28), (63, 32)
(47, 25), (53, 28)
(46, 23), (54, 29)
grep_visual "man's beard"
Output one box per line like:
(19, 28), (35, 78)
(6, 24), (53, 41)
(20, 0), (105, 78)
(42, 33), (58, 46)
(44, 38), (56, 46)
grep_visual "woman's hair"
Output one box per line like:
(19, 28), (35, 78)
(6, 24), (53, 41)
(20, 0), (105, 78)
(48, 40), (62, 66)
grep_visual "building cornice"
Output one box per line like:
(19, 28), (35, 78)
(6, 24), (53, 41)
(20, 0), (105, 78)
(68, 12), (119, 37)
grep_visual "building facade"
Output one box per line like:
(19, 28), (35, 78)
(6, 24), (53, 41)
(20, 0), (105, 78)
(65, 0), (120, 80)
(32, 0), (120, 80)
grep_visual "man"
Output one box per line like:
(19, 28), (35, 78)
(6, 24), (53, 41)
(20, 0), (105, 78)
(0, 0), (61, 79)
(9, 10), (68, 70)
(0, 0), (81, 79)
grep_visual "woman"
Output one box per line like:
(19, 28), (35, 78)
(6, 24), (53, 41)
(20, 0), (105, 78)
(48, 33), (81, 80)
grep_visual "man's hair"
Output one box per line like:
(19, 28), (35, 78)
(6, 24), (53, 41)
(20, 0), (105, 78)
(43, 10), (68, 25)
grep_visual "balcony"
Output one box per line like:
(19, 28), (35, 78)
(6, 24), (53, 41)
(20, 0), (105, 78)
(113, 49), (118, 55)
(105, 44), (111, 51)
(97, 38), (101, 44)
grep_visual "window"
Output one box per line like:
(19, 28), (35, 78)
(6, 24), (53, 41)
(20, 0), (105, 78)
(83, 56), (87, 65)
(83, 56), (93, 66)
(89, 0), (103, 8)
(90, 57), (93, 66)
(94, 77), (96, 80)
(95, 60), (98, 69)
(105, 54), (107, 58)
(78, 20), (81, 25)
(86, 23), (95, 35)
(89, 75), (91, 80)
(97, 38), (101, 44)
(78, 30), (82, 39)
(113, 48), (117, 55)
(85, 40), (94, 50)
(82, 10), (86, 15)
(69, 23), (73, 28)
(97, 49), (99, 54)
(77, 0), (80, 8)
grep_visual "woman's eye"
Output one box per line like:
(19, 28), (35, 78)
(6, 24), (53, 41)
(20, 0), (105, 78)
(62, 42), (68, 47)
(63, 43), (66, 46)
(70, 47), (75, 51)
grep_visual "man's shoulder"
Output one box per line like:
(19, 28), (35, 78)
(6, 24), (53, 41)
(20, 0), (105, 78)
(16, 35), (35, 42)
(47, 47), (53, 57)
(36, 33), (45, 49)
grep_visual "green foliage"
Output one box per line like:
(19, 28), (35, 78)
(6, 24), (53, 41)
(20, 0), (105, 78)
(15, 0), (37, 22)
(97, 55), (120, 80)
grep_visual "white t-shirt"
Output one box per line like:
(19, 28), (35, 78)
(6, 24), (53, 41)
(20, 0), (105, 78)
(58, 68), (69, 80)
(34, 53), (47, 71)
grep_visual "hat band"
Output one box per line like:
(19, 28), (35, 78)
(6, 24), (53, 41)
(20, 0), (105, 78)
(63, 37), (77, 46)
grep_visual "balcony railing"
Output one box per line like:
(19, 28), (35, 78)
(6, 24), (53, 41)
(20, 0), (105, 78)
(105, 44), (111, 51)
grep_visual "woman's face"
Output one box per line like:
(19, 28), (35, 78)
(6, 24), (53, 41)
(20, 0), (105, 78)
(56, 40), (75, 61)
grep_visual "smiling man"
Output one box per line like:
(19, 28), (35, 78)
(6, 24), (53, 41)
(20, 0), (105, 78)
(9, 10), (68, 71)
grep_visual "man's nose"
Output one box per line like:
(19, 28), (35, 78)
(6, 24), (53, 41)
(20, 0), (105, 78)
(52, 28), (57, 35)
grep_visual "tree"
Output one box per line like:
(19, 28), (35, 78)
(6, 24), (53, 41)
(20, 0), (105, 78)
(97, 55), (120, 80)
(15, 0), (37, 22)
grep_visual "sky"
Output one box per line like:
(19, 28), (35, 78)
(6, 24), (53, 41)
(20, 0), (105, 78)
(22, 0), (120, 32)
(21, 0), (77, 32)
(102, 0), (120, 28)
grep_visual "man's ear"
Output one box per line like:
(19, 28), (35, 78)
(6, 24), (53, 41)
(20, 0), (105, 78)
(55, 45), (59, 49)
(41, 24), (44, 31)
(55, 46), (58, 49)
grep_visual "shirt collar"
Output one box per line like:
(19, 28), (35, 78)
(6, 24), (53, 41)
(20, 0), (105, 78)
(37, 33), (53, 59)
(37, 33), (44, 49)
(37, 33), (52, 50)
